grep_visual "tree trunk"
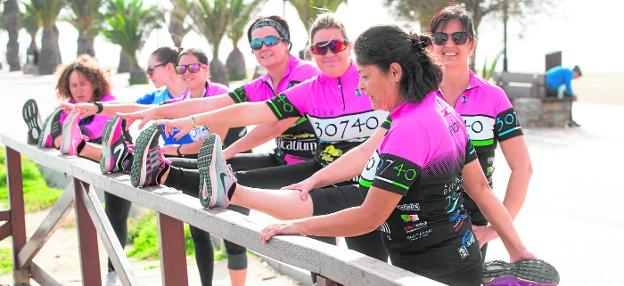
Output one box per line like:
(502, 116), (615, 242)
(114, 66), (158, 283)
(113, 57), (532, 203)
(3, 0), (21, 71)
(27, 38), (38, 65)
(39, 25), (62, 75)
(225, 47), (246, 81)
(210, 58), (229, 86)
(117, 50), (131, 73)
(128, 60), (148, 85)
(168, 4), (188, 48)
(77, 29), (96, 57)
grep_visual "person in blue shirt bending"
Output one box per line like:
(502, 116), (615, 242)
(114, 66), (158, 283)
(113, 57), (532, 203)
(546, 65), (582, 127)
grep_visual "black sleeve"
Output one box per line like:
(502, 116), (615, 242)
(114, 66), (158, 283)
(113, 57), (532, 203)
(228, 85), (248, 103)
(465, 138), (478, 165)
(494, 108), (523, 141)
(265, 93), (304, 120)
(371, 153), (421, 196)
(381, 116), (392, 130)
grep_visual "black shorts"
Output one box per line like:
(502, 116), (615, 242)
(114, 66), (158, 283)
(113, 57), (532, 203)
(386, 237), (482, 285)
(309, 185), (364, 216)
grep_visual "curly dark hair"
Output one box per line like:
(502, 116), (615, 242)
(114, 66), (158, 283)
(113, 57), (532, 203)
(55, 55), (111, 101)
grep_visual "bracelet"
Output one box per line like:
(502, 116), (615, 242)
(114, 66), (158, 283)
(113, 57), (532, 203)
(176, 145), (183, 156)
(190, 115), (197, 129)
(94, 102), (103, 114)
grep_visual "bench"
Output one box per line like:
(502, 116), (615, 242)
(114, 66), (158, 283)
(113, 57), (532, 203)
(493, 72), (572, 128)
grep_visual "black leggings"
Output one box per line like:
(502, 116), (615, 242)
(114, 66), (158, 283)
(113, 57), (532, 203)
(166, 159), (387, 261)
(309, 185), (388, 262)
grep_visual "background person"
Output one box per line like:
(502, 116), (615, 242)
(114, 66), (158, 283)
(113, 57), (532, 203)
(546, 65), (582, 127)
(427, 4), (533, 259)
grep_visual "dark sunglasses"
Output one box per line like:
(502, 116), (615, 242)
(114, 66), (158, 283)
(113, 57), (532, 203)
(309, 39), (348, 55)
(175, 63), (206, 74)
(146, 62), (167, 76)
(432, 32), (471, 45)
(250, 35), (284, 51)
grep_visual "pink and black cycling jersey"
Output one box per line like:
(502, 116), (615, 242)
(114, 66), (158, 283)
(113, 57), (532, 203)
(163, 81), (231, 145)
(439, 71), (523, 225)
(60, 93), (116, 142)
(228, 56), (320, 164)
(266, 61), (387, 165)
(359, 92), (478, 258)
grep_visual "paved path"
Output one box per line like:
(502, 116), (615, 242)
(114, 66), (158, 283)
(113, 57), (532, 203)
(1, 71), (624, 285)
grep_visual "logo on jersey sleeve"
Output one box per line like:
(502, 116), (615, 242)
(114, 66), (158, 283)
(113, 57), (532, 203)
(267, 94), (301, 119)
(359, 151), (381, 188)
(306, 110), (387, 142)
(228, 86), (248, 103)
(495, 108), (522, 139)
(462, 115), (495, 147)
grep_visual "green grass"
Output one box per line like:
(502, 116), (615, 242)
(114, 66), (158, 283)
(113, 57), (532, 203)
(0, 247), (12, 274)
(0, 147), (63, 212)
(126, 211), (228, 261)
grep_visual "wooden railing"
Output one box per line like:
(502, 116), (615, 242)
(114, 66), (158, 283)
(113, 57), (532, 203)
(0, 134), (438, 286)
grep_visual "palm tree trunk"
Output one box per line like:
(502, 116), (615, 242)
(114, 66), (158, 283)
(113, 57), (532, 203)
(128, 59), (148, 85)
(77, 29), (96, 57)
(39, 25), (62, 75)
(117, 50), (131, 73)
(210, 45), (229, 85)
(3, 0), (21, 71)
(27, 37), (38, 64)
(225, 47), (246, 81)
(168, 4), (188, 48)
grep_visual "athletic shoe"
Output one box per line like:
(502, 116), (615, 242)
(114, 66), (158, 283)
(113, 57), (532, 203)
(22, 99), (43, 144)
(130, 125), (170, 187)
(60, 111), (85, 155)
(100, 115), (133, 174)
(38, 108), (63, 148)
(197, 134), (235, 208)
(483, 259), (559, 286)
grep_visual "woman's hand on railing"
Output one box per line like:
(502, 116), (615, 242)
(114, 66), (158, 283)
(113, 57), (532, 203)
(260, 220), (305, 244)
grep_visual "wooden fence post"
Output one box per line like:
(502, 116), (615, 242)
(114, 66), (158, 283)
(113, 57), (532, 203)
(6, 148), (30, 284)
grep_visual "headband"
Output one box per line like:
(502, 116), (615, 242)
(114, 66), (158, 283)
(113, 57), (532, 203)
(251, 19), (290, 43)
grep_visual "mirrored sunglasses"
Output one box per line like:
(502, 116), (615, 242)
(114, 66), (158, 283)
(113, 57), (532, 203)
(175, 63), (206, 74)
(250, 35), (284, 51)
(309, 39), (349, 55)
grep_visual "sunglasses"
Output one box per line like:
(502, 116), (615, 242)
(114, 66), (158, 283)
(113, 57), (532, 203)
(146, 62), (166, 76)
(309, 39), (348, 55)
(432, 32), (471, 45)
(175, 63), (206, 74)
(250, 35), (284, 51)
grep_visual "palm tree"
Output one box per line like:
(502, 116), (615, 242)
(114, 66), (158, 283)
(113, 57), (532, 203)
(102, 0), (163, 84)
(289, 0), (346, 32)
(66, 0), (104, 57)
(3, 0), (21, 71)
(168, 1), (192, 48)
(225, 0), (266, 81)
(31, 0), (64, 75)
(21, 2), (40, 66)
(176, 0), (230, 85)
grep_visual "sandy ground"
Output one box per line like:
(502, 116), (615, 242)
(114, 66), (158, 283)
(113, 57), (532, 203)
(1, 71), (624, 285)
